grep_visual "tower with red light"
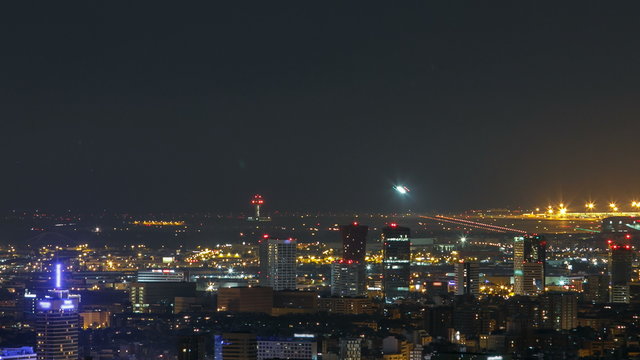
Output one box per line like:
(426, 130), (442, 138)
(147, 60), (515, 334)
(608, 238), (634, 303)
(251, 194), (264, 218)
(248, 195), (271, 222)
(340, 222), (368, 263)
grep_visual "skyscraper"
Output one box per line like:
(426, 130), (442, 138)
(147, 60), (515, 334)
(331, 260), (366, 297)
(382, 224), (411, 303)
(609, 241), (633, 303)
(454, 260), (480, 297)
(36, 264), (80, 360)
(340, 223), (368, 263)
(259, 236), (297, 291)
(513, 234), (546, 296)
(540, 292), (578, 331)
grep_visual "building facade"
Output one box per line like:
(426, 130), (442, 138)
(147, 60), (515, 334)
(609, 243), (633, 303)
(331, 260), (366, 297)
(382, 224), (411, 303)
(0, 347), (37, 360)
(257, 336), (317, 360)
(35, 290), (80, 360)
(513, 234), (547, 296)
(340, 223), (368, 263)
(259, 238), (297, 291)
(454, 260), (480, 297)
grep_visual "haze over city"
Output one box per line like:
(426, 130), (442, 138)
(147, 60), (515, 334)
(1, 2), (640, 360)
(2, 2), (640, 212)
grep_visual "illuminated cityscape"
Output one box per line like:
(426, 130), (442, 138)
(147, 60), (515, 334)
(2, 2), (640, 360)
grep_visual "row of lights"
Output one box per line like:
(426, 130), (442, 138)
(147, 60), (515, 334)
(543, 201), (640, 213)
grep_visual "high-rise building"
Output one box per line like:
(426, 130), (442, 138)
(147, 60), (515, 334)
(331, 260), (366, 297)
(382, 224), (411, 302)
(540, 292), (578, 330)
(513, 234), (547, 296)
(583, 274), (609, 303)
(178, 335), (206, 360)
(609, 242), (633, 303)
(214, 333), (257, 360)
(454, 260), (480, 297)
(256, 336), (317, 360)
(340, 223), (368, 263)
(35, 265), (80, 360)
(0, 347), (37, 360)
(259, 236), (297, 291)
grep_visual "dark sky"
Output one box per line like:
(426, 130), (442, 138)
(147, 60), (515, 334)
(1, 2), (639, 212)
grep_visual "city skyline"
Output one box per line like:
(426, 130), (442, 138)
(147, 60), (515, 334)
(1, 2), (640, 359)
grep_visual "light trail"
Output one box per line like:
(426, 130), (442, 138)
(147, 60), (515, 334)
(419, 215), (527, 234)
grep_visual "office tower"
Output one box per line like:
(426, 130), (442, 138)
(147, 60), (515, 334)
(0, 347), (37, 360)
(36, 265), (80, 360)
(540, 292), (578, 330)
(137, 269), (185, 282)
(331, 260), (366, 297)
(256, 336), (317, 360)
(382, 224), (411, 302)
(513, 234), (547, 296)
(340, 222), (368, 263)
(454, 260), (480, 297)
(339, 338), (362, 360)
(584, 274), (609, 303)
(609, 242), (633, 303)
(178, 335), (206, 360)
(214, 333), (257, 360)
(259, 237), (297, 291)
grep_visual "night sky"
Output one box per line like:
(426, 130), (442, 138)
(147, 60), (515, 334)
(1, 2), (639, 212)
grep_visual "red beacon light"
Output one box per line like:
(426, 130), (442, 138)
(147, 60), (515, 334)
(352, 221), (359, 226)
(251, 194), (265, 205)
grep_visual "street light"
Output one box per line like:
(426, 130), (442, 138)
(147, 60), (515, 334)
(586, 202), (595, 211)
